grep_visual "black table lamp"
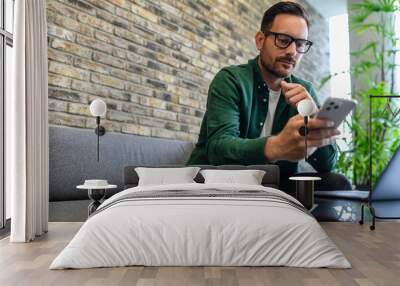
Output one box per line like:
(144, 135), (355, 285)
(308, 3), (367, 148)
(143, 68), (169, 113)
(89, 99), (107, 162)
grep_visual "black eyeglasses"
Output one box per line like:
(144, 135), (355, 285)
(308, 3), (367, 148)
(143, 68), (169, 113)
(263, 31), (313, 54)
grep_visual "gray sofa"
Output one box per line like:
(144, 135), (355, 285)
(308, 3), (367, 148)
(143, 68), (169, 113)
(49, 126), (361, 223)
(49, 126), (192, 221)
(49, 126), (193, 201)
(49, 126), (280, 221)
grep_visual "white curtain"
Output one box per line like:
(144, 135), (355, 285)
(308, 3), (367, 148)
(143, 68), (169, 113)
(9, 0), (49, 242)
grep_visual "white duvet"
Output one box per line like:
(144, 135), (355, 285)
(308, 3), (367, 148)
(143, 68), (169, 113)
(50, 183), (351, 269)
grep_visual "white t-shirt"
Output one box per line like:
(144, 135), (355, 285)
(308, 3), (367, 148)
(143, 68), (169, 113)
(260, 87), (318, 170)
(261, 88), (281, 137)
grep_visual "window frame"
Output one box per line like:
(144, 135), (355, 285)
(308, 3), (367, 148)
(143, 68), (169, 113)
(0, 0), (14, 229)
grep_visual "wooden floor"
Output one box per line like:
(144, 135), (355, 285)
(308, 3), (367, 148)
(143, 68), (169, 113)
(0, 222), (399, 286)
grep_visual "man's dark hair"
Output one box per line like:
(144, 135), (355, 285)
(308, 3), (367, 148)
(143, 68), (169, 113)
(260, 1), (310, 32)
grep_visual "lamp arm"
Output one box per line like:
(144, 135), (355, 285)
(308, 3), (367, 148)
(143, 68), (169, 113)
(97, 116), (100, 162)
(304, 116), (308, 160)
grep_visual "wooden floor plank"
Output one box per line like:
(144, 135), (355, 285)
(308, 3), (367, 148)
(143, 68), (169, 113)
(0, 222), (399, 286)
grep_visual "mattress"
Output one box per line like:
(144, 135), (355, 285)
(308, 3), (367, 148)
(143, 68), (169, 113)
(50, 183), (351, 269)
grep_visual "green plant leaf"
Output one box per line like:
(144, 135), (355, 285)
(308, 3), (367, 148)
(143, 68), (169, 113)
(325, 0), (400, 185)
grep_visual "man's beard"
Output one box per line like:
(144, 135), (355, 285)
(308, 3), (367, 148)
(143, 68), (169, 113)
(260, 56), (296, 78)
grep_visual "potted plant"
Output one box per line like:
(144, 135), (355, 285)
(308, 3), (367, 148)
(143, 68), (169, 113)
(320, 0), (400, 189)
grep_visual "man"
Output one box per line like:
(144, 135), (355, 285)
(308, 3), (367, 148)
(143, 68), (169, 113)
(187, 1), (351, 193)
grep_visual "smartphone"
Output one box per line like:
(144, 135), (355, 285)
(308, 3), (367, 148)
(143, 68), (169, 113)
(314, 97), (357, 128)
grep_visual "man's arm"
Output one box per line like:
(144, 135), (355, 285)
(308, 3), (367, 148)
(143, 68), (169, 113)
(205, 69), (268, 165)
(270, 80), (338, 170)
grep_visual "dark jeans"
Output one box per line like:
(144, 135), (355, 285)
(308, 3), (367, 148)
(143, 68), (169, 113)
(279, 172), (352, 197)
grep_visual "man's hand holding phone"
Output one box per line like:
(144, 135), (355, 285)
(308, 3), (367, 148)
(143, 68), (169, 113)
(264, 83), (354, 162)
(264, 115), (340, 162)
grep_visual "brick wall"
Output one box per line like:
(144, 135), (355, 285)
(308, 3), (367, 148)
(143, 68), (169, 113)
(47, 0), (329, 142)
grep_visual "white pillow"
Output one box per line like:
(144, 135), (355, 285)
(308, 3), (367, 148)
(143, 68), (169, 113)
(135, 167), (201, 186)
(200, 169), (266, 185)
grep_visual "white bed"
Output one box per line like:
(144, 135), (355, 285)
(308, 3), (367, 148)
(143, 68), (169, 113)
(50, 183), (351, 269)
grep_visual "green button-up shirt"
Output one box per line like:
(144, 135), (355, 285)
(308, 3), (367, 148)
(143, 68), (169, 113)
(187, 56), (337, 175)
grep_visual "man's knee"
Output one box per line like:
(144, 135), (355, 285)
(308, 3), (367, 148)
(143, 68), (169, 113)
(314, 172), (352, 191)
(279, 172), (352, 195)
(289, 172), (352, 191)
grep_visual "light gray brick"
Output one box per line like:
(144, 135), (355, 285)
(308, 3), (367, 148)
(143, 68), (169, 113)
(49, 111), (86, 128)
(49, 88), (85, 103)
(77, 12), (114, 33)
(93, 51), (126, 69)
(76, 34), (113, 54)
(138, 116), (166, 128)
(47, 1), (79, 19)
(47, 25), (75, 41)
(48, 73), (72, 88)
(95, 30), (129, 49)
(109, 0), (131, 10)
(121, 102), (152, 116)
(112, 47), (127, 59)
(114, 27), (145, 46)
(84, 0), (115, 13)
(49, 61), (90, 81)
(139, 96), (167, 109)
(56, 0), (96, 15)
(151, 127), (175, 139)
(48, 48), (74, 65)
(68, 102), (91, 116)
(177, 114), (202, 126)
(48, 99), (68, 112)
(121, 123), (152, 136)
(109, 68), (140, 84)
(178, 95), (200, 108)
(72, 79), (129, 101)
(73, 58), (109, 74)
(52, 13), (94, 37)
(130, 3), (159, 23)
(152, 109), (177, 121)
(107, 110), (136, 122)
(125, 83), (153, 97)
(52, 38), (92, 58)
(91, 73), (125, 90)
